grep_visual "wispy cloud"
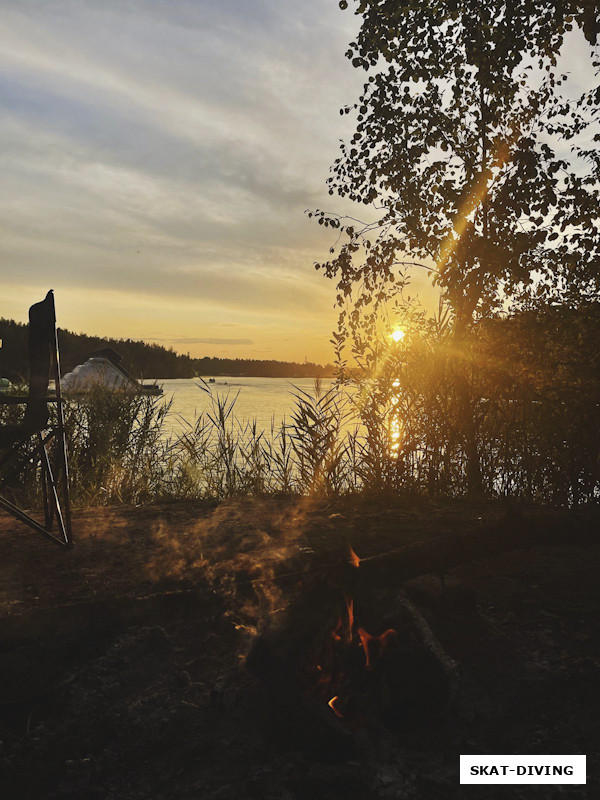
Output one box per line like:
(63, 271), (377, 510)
(172, 337), (253, 345)
(6, 2), (588, 359)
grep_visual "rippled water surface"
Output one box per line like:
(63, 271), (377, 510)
(154, 377), (335, 434)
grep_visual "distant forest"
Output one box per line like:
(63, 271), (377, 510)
(0, 318), (335, 380)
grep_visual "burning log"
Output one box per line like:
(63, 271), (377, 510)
(246, 506), (596, 751)
(246, 567), (359, 760)
(354, 507), (597, 587)
(246, 542), (458, 748)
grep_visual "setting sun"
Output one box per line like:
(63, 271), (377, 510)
(391, 329), (406, 343)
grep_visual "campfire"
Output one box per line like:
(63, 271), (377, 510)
(298, 546), (402, 725)
(246, 540), (458, 759)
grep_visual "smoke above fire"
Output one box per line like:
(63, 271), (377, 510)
(145, 497), (323, 650)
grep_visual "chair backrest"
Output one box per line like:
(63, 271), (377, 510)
(0, 290), (72, 546)
(22, 291), (56, 432)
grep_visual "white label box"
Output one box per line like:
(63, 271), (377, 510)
(460, 755), (586, 784)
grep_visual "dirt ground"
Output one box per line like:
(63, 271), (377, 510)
(0, 497), (598, 799)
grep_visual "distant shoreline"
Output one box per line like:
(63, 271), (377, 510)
(144, 375), (334, 381)
(0, 316), (335, 381)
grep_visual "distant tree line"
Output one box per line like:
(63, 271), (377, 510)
(0, 318), (334, 381)
(193, 357), (334, 378)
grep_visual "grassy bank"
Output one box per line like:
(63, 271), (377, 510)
(1, 350), (598, 509)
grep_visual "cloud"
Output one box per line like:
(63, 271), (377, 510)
(0, 0), (366, 362)
(171, 337), (253, 345)
(1, 1), (589, 360)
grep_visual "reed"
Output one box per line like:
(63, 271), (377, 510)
(0, 387), (173, 507)
(2, 315), (598, 508)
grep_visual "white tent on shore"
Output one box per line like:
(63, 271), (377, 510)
(60, 356), (140, 394)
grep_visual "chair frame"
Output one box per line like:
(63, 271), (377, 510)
(0, 291), (72, 547)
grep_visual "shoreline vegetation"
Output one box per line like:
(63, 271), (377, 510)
(0, 317), (335, 380)
(1, 302), (598, 510)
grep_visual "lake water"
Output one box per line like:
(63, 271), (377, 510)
(155, 377), (335, 434)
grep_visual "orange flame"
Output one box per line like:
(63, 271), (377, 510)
(348, 546), (360, 568)
(328, 696), (343, 718)
(357, 627), (373, 668)
(332, 615), (343, 642)
(357, 626), (397, 669)
(317, 663), (333, 684)
(344, 593), (354, 642)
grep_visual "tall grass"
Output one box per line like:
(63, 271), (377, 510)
(62, 388), (173, 505)
(2, 321), (599, 509)
(341, 312), (600, 504)
(0, 387), (173, 507)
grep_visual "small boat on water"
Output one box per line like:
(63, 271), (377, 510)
(60, 347), (163, 396)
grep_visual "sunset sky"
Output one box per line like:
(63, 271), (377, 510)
(0, 0), (366, 364)
(0, 2), (592, 363)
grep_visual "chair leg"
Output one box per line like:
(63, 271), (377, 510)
(0, 494), (68, 547)
(38, 433), (53, 531)
(54, 399), (73, 544)
(51, 321), (73, 546)
(0, 417), (72, 547)
(39, 441), (69, 546)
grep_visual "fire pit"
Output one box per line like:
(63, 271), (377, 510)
(246, 543), (458, 759)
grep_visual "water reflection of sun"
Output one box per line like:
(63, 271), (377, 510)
(390, 378), (402, 454)
(387, 329), (405, 455)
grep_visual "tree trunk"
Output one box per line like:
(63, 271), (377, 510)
(453, 308), (483, 497)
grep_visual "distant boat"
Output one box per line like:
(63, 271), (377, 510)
(60, 347), (163, 396)
(208, 378), (216, 383)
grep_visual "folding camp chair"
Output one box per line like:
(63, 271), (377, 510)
(0, 290), (72, 546)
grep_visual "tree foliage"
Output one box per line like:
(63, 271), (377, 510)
(313, 0), (600, 338)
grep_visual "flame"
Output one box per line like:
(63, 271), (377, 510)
(328, 696), (343, 718)
(357, 627), (373, 668)
(357, 626), (397, 669)
(315, 543), (400, 717)
(317, 663), (333, 684)
(329, 589), (354, 651)
(348, 546), (360, 568)
(332, 615), (343, 642)
(344, 593), (354, 642)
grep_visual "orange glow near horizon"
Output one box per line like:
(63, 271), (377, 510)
(0, 283), (342, 365)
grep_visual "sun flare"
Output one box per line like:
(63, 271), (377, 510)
(391, 328), (405, 343)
